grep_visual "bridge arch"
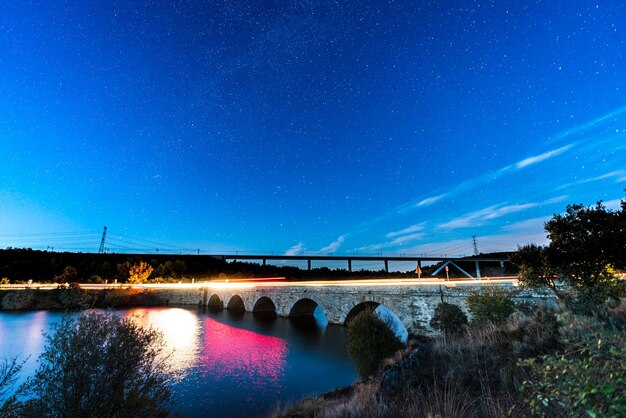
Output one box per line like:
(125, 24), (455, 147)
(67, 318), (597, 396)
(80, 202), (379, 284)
(344, 301), (380, 326)
(343, 301), (409, 343)
(226, 295), (246, 313)
(253, 296), (277, 318)
(208, 294), (223, 311)
(288, 298), (322, 318)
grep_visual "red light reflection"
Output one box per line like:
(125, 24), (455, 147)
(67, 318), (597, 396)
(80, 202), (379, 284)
(200, 317), (287, 388)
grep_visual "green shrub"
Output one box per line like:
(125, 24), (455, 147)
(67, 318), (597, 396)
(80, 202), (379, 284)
(521, 330), (626, 417)
(467, 286), (515, 326)
(346, 309), (404, 378)
(429, 302), (468, 336)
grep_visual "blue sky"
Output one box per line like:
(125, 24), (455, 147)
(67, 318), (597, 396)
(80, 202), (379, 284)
(1, 0), (625, 259)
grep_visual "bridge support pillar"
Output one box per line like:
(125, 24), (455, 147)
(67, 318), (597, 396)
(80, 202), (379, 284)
(384, 259), (389, 273)
(348, 260), (352, 272)
(475, 261), (481, 278)
(263, 259), (266, 266)
(307, 259), (311, 270)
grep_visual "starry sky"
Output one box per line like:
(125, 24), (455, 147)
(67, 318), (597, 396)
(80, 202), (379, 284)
(1, 0), (625, 261)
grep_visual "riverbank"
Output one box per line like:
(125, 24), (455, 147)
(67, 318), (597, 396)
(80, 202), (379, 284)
(273, 300), (626, 418)
(0, 286), (167, 310)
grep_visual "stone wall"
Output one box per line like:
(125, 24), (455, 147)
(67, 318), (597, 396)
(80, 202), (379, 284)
(154, 283), (555, 335)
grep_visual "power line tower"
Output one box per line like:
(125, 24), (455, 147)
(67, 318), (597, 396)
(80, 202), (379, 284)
(472, 235), (479, 256)
(98, 226), (107, 254)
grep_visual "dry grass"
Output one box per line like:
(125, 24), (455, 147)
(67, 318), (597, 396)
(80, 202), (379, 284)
(275, 310), (564, 418)
(275, 303), (625, 418)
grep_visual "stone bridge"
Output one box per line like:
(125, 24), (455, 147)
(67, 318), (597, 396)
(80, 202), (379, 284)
(152, 280), (554, 335)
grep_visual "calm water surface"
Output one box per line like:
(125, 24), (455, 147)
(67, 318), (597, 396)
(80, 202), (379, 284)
(0, 306), (358, 417)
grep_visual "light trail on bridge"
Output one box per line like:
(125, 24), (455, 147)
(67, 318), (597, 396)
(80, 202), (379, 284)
(1, 276), (520, 291)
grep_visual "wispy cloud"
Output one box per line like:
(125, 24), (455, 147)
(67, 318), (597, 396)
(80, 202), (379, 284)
(514, 145), (573, 169)
(586, 170), (626, 183)
(502, 216), (550, 233)
(285, 243), (305, 256)
(354, 232), (426, 253)
(319, 235), (345, 254)
(438, 195), (569, 231)
(386, 223), (425, 238)
(439, 203), (539, 229)
(416, 194), (447, 207)
(389, 232), (425, 245)
(407, 145), (572, 212)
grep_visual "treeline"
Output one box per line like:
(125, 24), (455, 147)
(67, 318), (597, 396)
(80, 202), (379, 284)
(0, 248), (512, 283)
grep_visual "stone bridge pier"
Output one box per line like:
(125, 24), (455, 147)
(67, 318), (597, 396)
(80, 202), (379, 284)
(155, 283), (553, 335)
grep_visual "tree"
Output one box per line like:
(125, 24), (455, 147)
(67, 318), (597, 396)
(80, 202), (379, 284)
(128, 261), (154, 284)
(429, 302), (468, 336)
(55, 266), (78, 283)
(511, 244), (563, 298)
(172, 260), (187, 278)
(513, 198), (626, 303)
(346, 309), (404, 378)
(22, 312), (173, 417)
(0, 358), (24, 418)
(545, 201), (624, 284)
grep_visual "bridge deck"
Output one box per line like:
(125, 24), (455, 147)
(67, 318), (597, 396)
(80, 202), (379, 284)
(212, 254), (508, 262)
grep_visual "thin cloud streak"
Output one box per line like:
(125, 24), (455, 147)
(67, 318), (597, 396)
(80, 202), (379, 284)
(514, 145), (573, 169)
(438, 203), (539, 230)
(284, 243), (305, 256)
(386, 223), (425, 238)
(415, 194), (446, 207)
(403, 143), (573, 214)
(319, 235), (345, 254)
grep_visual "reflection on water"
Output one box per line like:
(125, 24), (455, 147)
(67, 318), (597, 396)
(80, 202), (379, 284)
(200, 317), (287, 386)
(122, 308), (201, 377)
(0, 306), (357, 418)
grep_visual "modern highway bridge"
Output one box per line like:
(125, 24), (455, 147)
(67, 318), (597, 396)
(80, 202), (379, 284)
(211, 253), (508, 278)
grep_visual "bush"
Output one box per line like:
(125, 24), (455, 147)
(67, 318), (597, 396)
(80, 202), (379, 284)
(429, 302), (468, 336)
(467, 286), (515, 327)
(54, 266), (78, 283)
(346, 309), (404, 378)
(521, 322), (626, 417)
(58, 283), (93, 309)
(88, 275), (103, 284)
(21, 311), (174, 417)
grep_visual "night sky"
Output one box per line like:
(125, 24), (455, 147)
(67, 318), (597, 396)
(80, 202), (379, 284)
(1, 1), (625, 261)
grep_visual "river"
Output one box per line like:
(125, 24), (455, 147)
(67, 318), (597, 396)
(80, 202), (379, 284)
(0, 306), (358, 417)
